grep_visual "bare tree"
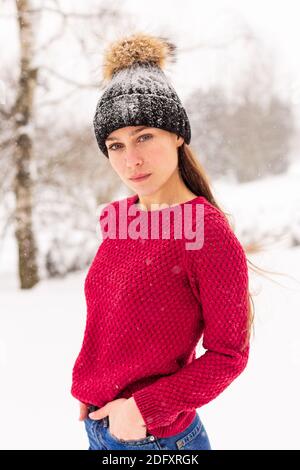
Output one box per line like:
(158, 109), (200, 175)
(13, 0), (40, 288)
(186, 85), (295, 182)
(0, 0), (134, 284)
(185, 30), (296, 183)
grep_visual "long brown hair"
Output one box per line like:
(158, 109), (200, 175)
(178, 143), (287, 350)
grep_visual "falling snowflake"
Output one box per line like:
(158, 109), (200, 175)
(171, 265), (182, 274)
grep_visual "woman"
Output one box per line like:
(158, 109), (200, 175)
(71, 33), (253, 451)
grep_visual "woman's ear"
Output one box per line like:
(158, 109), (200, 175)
(176, 135), (184, 147)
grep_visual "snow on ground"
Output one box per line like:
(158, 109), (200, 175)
(0, 168), (300, 449)
(0, 269), (89, 450)
(213, 161), (300, 248)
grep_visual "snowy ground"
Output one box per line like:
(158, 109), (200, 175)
(1, 169), (300, 449)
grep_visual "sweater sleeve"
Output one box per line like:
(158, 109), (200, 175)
(132, 207), (250, 432)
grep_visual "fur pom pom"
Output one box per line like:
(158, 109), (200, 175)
(102, 33), (176, 81)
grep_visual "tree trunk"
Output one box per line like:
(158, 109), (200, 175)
(13, 0), (39, 288)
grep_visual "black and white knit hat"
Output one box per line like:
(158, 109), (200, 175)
(93, 33), (191, 158)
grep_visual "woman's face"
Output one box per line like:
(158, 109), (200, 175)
(105, 126), (184, 197)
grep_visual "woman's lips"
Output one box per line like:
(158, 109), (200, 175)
(130, 173), (151, 182)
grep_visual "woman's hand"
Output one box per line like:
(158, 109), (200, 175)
(89, 397), (148, 441)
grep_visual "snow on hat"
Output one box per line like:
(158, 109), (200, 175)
(93, 33), (191, 158)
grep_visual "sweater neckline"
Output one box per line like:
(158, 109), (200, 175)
(127, 193), (206, 214)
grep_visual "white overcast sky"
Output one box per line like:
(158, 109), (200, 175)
(1, 0), (300, 129)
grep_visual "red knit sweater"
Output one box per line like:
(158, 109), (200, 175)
(71, 193), (250, 438)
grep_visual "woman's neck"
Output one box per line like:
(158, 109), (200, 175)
(136, 177), (197, 211)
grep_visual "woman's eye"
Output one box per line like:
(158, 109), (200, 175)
(138, 134), (152, 142)
(109, 143), (122, 151)
(108, 134), (152, 151)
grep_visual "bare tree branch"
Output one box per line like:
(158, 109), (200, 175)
(39, 65), (101, 88)
(0, 107), (12, 119)
(24, 5), (119, 19)
(36, 87), (81, 108)
(178, 32), (256, 54)
(0, 136), (14, 149)
(34, 10), (66, 53)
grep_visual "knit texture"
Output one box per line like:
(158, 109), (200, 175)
(93, 62), (191, 158)
(71, 193), (250, 438)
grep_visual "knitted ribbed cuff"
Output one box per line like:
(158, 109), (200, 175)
(132, 386), (176, 431)
(93, 93), (191, 158)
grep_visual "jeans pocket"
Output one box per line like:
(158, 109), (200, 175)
(104, 416), (158, 448)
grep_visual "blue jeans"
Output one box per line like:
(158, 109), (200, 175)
(84, 411), (211, 450)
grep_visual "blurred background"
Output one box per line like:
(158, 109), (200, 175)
(0, 0), (299, 449)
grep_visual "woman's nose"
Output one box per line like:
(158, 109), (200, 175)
(125, 150), (143, 166)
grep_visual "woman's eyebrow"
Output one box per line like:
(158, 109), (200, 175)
(105, 126), (150, 142)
